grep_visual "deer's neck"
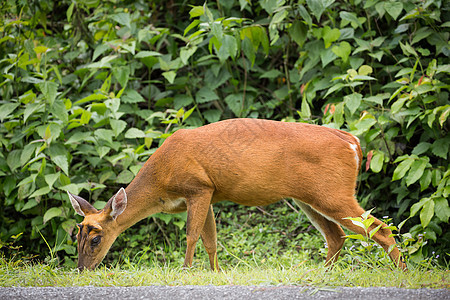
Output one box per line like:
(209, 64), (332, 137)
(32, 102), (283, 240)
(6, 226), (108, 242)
(115, 163), (162, 233)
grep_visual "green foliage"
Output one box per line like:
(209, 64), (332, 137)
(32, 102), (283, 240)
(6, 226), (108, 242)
(0, 0), (449, 267)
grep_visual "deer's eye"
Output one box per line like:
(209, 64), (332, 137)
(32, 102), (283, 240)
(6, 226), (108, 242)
(91, 236), (101, 246)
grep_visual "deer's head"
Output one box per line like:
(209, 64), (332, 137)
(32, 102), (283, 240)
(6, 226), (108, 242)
(68, 188), (127, 270)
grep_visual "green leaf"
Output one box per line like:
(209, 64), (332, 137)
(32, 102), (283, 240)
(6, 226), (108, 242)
(110, 119), (127, 137)
(431, 169), (442, 187)
(87, 55), (117, 69)
(125, 128), (146, 139)
(298, 5), (312, 27)
(399, 41), (418, 57)
(80, 110), (91, 125)
(431, 138), (450, 159)
(65, 131), (91, 144)
(340, 11), (362, 28)
(440, 107), (450, 127)
(370, 151), (384, 173)
(384, 2), (403, 20)
(420, 199), (435, 228)
(130, 165), (142, 176)
(391, 96), (408, 114)
(135, 51), (162, 58)
(420, 169), (432, 191)
(95, 129), (114, 144)
(332, 41), (351, 62)
(242, 37), (256, 67)
(67, 1), (75, 22)
(21, 199), (38, 211)
(364, 93), (389, 105)
(173, 95), (194, 109)
(52, 155), (69, 176)
(189, 6), (204, 18)
(180, 47), (197, 65)
(112, 66), (130, 88)
(224, 93), (244, 117)
(122, 89), (145, 104)
(307, 0), (335, 21)
(20, 143), (39, 166)
(345, 234), (365, 240)
(111, 12), (131, 28)
(30, 186), (51, 198)
(7, 150), (22, 172)
(116, 170), (134, 184)
(412, 142), (431, 155)
(392, 158), (414, 181)
(0, 103), (19, 122)
(320, 47), (338, 67)
(434, 198), (450, 223)
(3, 176), (16, 197)
(93, 44), (110, 61)
(325, 83), (344, 97)
(362, 217), (375, 229)
(358, 65), (373, 76)
(260, 0), (283, 14)
(24, 103), (43, 122)
(196, 87), (219, 104)
(333, 102), (345, 127)
(162, 71), (177, 84)
(412, 27), (433, 45)
(45, 172), (60, 189)
(93, 201), (107, 210)
(61, 219), (77, 234)
(74, 93), (108, 106)
(299, 97), (311, 119)
(43, 207), (63, 223)
(369, 224), (383, 239)
(322, 26), (340, 48)
(219, 35), (238, 61)
(96, 146), (110, 158)
(410, 198), (427, 217)
(270, 9), (289, 26)
(260, 70), (283, 79)
(288, 20), (307, 47)
(344, 93), (362, 115)
(406, 158), (428, 186)
(37, 81), (58, 105)
(50, 98), (68, 124)
(203, 109), (222, 123)
(184, 19), (201, 36)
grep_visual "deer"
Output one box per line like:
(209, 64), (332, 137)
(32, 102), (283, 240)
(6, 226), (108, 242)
(68, 118), (407, 271)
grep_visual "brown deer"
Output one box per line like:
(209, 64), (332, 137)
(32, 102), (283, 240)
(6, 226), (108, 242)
(68, 118), (407, 271)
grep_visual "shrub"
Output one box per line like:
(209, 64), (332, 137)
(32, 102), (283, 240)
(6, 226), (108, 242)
(0, 0), (448, 266)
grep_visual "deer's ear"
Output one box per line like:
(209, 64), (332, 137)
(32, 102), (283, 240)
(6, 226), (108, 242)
(68, 192), (98, 216)
(104, 187), (127, 220)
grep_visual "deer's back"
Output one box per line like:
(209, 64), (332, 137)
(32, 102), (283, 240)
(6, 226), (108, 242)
(153, 119), (361, 205)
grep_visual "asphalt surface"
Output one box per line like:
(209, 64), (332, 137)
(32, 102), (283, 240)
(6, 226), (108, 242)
(0, 286), (449, 300)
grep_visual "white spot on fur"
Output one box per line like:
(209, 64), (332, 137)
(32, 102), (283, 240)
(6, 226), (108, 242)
(162, 198), (187, 213)
(292, 199), (338, 241)
(350, 143), (359, 167)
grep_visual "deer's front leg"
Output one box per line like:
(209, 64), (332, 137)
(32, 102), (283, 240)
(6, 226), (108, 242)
(183, 192), (213, 269)
(200, 205), (219, 271)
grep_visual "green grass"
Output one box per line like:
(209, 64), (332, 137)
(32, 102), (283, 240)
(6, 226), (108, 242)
(1, 257), (448, 288)
(1, 203), (448, 288)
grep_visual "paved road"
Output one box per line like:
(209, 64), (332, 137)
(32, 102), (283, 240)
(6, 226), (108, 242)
(1, 286), (449, 300)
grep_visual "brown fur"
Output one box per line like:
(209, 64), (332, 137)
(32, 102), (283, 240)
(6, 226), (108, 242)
(69, 119), (406, 271)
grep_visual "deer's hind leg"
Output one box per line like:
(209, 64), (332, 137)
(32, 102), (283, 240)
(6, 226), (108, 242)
(293, 200), (346, 266)
(308, 195), (407, 270)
